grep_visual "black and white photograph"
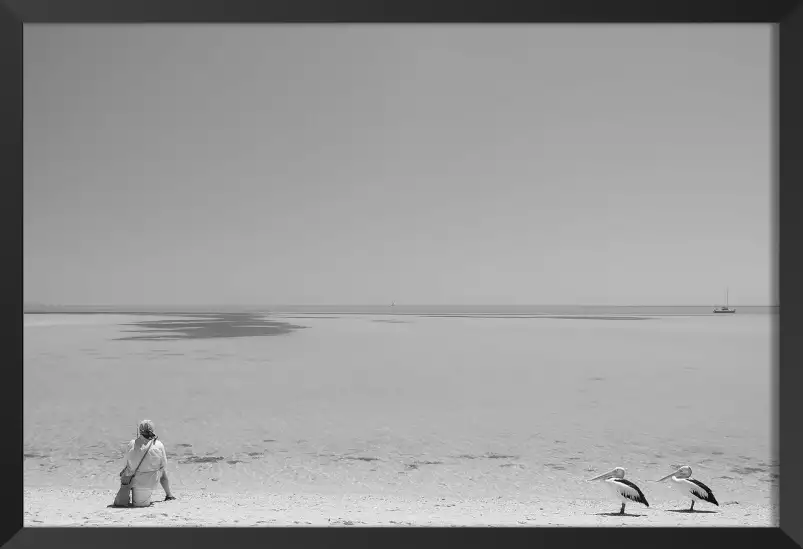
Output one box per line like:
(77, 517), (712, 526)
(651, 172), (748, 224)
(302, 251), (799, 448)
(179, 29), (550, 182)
(22, 23), (778, 527)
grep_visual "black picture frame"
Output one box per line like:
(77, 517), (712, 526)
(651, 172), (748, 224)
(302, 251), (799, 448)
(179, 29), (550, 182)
(2, 1), (800, 548)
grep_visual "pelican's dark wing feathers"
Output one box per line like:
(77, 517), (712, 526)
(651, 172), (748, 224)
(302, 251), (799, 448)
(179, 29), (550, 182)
(612, 478), (649, 507)
(688, 478), (719, 505)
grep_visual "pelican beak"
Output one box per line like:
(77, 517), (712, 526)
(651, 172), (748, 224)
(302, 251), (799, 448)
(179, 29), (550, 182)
(656, 470), (680, 482)
(587, 469), (615, 482)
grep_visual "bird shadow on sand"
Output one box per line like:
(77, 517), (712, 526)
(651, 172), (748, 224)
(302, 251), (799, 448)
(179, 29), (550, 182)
(594, 512), (647, 517)
(666, 509), (718, 514)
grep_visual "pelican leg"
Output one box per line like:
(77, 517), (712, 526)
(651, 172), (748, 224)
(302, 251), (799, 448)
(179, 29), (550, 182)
(689, 501), (695, 512)
(619, 503), (626, 515)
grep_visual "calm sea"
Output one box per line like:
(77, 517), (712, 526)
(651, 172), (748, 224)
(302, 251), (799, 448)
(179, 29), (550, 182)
(23, 308), (777, 508)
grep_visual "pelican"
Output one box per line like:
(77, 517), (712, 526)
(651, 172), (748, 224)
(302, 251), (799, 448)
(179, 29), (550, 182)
(587, 467), (649, 515)
(656, 465), (718, 511)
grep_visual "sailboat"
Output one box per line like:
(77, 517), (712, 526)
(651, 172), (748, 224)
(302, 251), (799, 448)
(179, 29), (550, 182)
(713, 288), (736, 314)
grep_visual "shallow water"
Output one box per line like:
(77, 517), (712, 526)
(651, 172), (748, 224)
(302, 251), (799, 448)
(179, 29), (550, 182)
(23, 311), (776, 506)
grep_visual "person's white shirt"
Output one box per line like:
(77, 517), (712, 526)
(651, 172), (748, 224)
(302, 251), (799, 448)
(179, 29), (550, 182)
(124, 437), (168, 490)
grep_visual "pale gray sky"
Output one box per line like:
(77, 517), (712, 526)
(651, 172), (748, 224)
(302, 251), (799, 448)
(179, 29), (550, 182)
(24, 24), (775, 306)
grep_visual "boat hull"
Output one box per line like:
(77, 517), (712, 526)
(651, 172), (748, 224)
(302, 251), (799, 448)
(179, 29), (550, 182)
(713, 308), (736, 314)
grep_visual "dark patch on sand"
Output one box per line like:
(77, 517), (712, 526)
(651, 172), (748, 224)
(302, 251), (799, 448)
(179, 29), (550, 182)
(453, 452), (517, 460)
(247, 452), (263, 457)
(342, 456), (381, 462)
(115, 312), (307, 341)
(24, 452), (47, 459)
(176, 443), (193, 448)
(180, 455), (226, 464)
(545, 463), (567, 471)
(711, 450), (725, 456)
(407, 460), (443, 469)
(731, 466), (766, 475)
(226, 460), (244, 465)
(500, 463), (524, 469)
(718, 475), (735, 480)
(279, 316), (342, 320)
(588, 377), (606, 382)
(373, 319), (409, 324)
(263, 439), (277, 443)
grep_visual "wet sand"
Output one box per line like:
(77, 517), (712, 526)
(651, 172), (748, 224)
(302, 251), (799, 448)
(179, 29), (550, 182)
(115, 312), (307, 341)
(24, 487), (775, 527)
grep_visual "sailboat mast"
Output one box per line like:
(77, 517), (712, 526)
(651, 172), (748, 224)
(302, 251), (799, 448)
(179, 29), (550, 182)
(726, 287), (729, 307)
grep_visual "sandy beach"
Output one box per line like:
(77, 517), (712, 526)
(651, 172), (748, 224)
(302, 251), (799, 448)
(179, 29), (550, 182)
(23, 310), (777, 527)
(24, 487), (776, 527)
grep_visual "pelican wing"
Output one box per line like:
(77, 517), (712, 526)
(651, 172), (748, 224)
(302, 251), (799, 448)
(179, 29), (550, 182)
(688, 479), (719, 505)
(612, 479), (649, 507)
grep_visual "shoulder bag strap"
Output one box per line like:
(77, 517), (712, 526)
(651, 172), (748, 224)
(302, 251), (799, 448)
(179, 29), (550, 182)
(130, 437), (157, 479)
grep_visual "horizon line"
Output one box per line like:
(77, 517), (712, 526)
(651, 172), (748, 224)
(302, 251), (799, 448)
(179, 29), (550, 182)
(23, 302), (779, 309)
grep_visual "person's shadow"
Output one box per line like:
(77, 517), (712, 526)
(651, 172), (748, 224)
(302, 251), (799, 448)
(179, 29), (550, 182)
(107, 497), (174, 509)
(666, 509), (718, 514)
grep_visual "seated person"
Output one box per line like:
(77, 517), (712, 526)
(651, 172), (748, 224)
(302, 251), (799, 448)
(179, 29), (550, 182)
(121, 419), (176, 507)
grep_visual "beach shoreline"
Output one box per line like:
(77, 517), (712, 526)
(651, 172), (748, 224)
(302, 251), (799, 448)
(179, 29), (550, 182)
(24, 487), (777, 527)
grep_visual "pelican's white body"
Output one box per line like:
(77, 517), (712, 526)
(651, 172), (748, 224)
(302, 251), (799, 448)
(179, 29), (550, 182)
(668, 476), (709, 502)
(656, 466), (718, 509)
(604, 479), (644, 505)
(588, 467), (649, 512)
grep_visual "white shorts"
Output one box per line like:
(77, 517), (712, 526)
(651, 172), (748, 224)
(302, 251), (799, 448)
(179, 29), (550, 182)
(131, 469), (163, 507)
(132, 488), (154, 507)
